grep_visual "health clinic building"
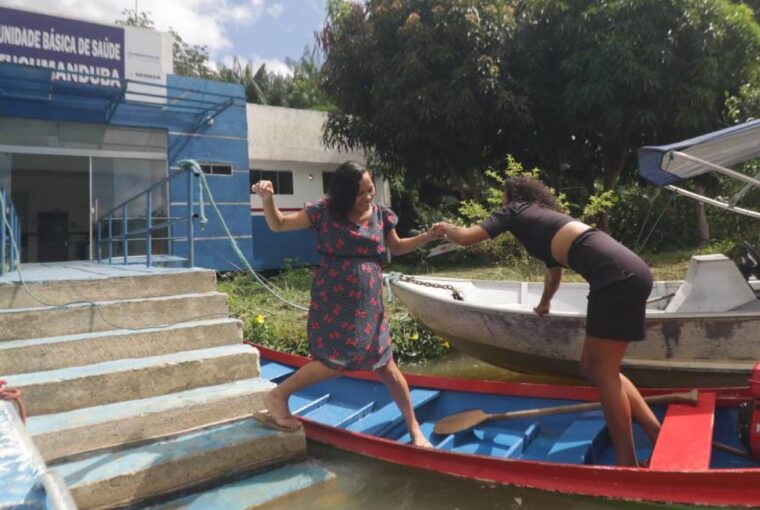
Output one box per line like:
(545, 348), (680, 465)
(0, 6), (372, 271)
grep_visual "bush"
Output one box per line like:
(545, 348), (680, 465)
(220, 270), (450, 364)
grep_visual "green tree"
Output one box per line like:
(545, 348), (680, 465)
(115, 8), (154, 28)
(319, 1), (529, 195)
(514, 0), (760, 229)
(170, 31), (217, 79)
(218, 46), (333, 110)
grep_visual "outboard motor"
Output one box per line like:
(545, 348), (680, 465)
(738, 362), (760, 458)
(733, 241), (760, 281)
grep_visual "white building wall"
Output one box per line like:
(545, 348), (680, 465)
(247, 104), (390, 210)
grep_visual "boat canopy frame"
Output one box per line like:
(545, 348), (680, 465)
(638, 119), (760, 220)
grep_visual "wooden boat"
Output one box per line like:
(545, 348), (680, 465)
(255, 344), (760, 507)
(389, 270), (760, 387)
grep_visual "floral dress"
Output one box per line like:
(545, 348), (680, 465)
(305, 198), (398, 370)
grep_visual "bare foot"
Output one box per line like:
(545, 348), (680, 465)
(260, 389), (302, 431)
(410, 428), (433, 448)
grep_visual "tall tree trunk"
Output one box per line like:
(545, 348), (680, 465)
(694, 184), (711, 244)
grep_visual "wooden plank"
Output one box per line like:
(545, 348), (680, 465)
(649, 391), (716, 471)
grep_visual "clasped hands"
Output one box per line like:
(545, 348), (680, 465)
(428, 221), (453, 241)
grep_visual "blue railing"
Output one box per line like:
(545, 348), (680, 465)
(96, 163), (199, 268)
(0, 184), (21, 276)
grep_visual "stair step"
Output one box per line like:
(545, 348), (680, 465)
(0, 292), (229, 341)
(53, 419), (306, 509)
(0, 318), (243, 375)
(4, 344), (259, 416)
(0, 266), (216, 309)
(28, 378), (274, 462)
(143, 461), (335, 510)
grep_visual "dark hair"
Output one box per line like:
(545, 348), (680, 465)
(328, 161), (368, 215)
(504, 176), (564, 212)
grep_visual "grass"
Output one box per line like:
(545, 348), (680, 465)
(218, 244), (725, 361)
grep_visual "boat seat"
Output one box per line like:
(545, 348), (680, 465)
(345, 389), (440, 437)
(546, 411), (607, 464)
(433, 423), (539, 457)
(260, 362), (295, 383)
(665, 255), (756, 313)
(649, 391), (716, 471)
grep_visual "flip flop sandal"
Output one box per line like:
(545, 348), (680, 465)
(252, 410), (302, 433)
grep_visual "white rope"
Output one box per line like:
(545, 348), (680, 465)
(180, 160), (309, 311)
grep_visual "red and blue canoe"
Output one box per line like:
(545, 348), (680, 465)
(254, 344), (760, 507)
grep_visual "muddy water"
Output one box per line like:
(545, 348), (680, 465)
(262, 352), (668, 510)
(261, 442), (667, 510)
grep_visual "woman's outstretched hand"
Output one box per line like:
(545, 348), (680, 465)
(252, 180), (275, 199)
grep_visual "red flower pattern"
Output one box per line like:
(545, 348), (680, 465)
(303, 198), (398, 370)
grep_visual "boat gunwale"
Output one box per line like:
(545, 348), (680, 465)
(390, 277), (760, 319)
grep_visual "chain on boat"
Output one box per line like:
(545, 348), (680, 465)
(397, 275), (464, 301)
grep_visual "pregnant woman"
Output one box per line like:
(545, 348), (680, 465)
(252, 161), (439, 447)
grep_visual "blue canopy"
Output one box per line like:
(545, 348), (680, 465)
(638, 119), (760, 186)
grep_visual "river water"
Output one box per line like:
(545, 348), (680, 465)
(262, 351), (671, 510)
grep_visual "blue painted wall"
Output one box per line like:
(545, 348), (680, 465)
(251, 216), (321, 270)
(166, 75), (252, 271)
(0, 63), (254, 271)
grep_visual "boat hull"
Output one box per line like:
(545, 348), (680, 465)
(256, 345), (760, 507)
(391, 277), (760, 387)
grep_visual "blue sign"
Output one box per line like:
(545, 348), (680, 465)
(0, 6), (124, 87)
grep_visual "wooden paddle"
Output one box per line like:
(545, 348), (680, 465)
(433, 389), (699, 435)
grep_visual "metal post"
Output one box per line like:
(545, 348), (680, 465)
(122, 205), (128, 265)
(187, 169), (194, 267)
(96, 220), (102, 263)
(1, 189), (6, 276)
(13, 211), (19, 270)
(146, 192), (152, 268)
(108, 215), (113, 264)
(13, 208), (21, 269)
(10, 210), (17, 270)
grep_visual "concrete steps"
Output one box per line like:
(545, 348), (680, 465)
(0, 292), (230, 341)
(0, 267), (216, 309)
(4, 344), (259, 416)
(27, 378), (274, 462)
(52, 419), (306, 510)
(143, 461), (335, 510)
(0, 264), (320, 509)
(0, 318), (243, 375)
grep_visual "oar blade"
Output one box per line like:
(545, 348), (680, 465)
(433, 409), (490, 435)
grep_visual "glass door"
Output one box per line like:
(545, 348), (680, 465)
(91, 157), (169, 261)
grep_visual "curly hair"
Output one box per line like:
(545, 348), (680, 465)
(328, 161), (369, 216)
(503, 176), (563, 212)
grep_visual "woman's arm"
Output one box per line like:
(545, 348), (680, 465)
(252, 180), (311, 232)
(385, 227), (440, 256)
(534, 266), (562, 316)
(431, 222), (490, 246)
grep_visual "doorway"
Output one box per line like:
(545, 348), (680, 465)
(10, 154), (89, 263)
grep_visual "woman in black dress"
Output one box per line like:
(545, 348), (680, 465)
(432, 176), (661, 466)
(252, 161), (439, 447)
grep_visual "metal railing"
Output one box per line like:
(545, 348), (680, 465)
(0, 184), (21, 276)
(96, 164), (199, 268)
